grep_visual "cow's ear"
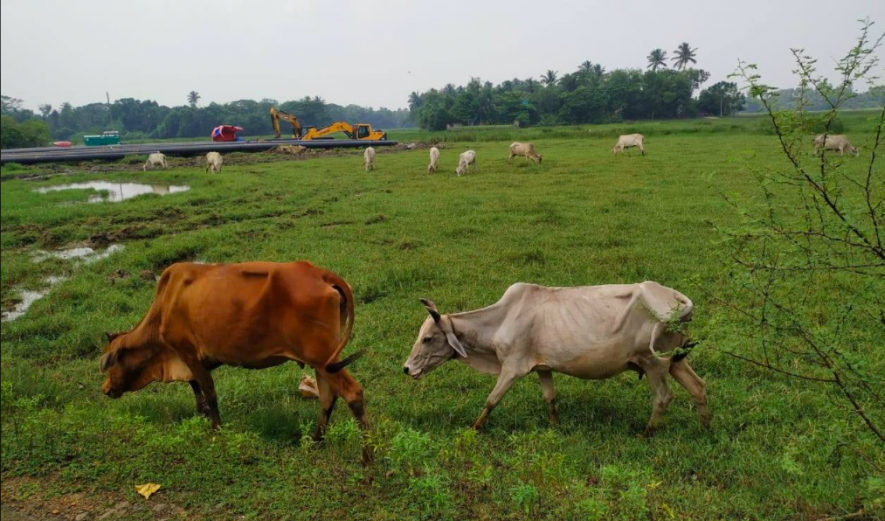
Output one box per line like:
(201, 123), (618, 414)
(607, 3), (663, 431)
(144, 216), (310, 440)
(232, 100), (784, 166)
(421, 299), (441, 323)
(104, 331), (123, 343)
(445, 331), (467, 358)
(100, 350), (119, 372)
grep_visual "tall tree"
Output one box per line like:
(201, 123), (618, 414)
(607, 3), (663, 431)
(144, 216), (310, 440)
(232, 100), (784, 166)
(541, 70), (559, 86)
(579, 60), (594, 73)
(672, 42), (698, 71)
(647, 49), (668, 71)
(187, 91), (201, 107)
(698, 81), (745, 116)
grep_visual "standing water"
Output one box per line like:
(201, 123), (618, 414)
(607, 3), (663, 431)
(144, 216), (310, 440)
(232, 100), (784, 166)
(36, 181), (190, 202)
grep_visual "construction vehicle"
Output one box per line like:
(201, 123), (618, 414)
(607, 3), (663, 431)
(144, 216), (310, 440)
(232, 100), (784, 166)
(270, 107), (303, 139)
(301, 121), (387, 141)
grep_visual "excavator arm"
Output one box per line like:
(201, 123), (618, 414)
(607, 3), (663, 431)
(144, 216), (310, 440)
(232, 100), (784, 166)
(270, 107), (303, 139)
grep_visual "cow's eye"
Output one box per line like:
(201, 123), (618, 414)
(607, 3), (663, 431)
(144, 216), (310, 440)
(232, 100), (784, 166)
(422, 336), (433, 343)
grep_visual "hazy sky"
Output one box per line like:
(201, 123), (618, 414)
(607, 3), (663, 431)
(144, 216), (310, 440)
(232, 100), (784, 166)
(2, 0), (882, 111)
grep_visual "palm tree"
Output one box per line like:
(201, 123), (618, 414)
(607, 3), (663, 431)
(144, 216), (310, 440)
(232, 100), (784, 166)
(647, 49), (668, 71)
(672, 42), (698, 71)
(579, 60), (594, 73)
(524, 78), (539, 93)
(591, 64), (606, 78)
(187, 91), (200, 107)
(541, 70), (559, 86)
(408, 92), (423, 111)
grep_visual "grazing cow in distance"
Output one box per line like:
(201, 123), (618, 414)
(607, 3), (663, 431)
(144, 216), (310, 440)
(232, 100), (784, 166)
(456, 150), (477, 176)
(205, 152), (223, 173)
(144, 152), (168, 171)
(428, 146), (440, 173)
(813, 134), (859, 157)
(403, 281), (708, 434)
(509, 142), (542, 164)
(612, 134), (645, 156)
(99, 261), (372, 463)
(364, 147), (376, 172)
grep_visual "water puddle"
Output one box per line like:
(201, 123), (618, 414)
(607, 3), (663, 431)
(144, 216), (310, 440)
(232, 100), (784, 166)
(2, 276), (65, 322)
(32, 244), (124, 264)
(36, 181), (190, 202)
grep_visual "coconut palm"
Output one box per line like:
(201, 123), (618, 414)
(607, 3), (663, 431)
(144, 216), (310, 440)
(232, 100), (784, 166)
(647, 49), (668, 71)
(672, 42), (698, 71)
(541, 70), (559, 86)
(524, 78), (539, 93)
(579, 60), (594, 73)
(187, 91), (200, 107)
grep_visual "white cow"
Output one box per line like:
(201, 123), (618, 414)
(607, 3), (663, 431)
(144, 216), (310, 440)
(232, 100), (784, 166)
(143, 152), (168, 171)
(612, 134), (645, 156)
(508, 142), (542, 164)
(364, 147), (376, 172)
(428, 146), (440, 174)
(455, 150), (476, 176)
(403, 281), (708, 433)
(813, 134), (858, 157)
(205, 152), (223, 173)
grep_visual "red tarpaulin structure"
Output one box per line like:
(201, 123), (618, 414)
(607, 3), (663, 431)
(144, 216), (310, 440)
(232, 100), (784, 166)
(211, 125), (243, 142)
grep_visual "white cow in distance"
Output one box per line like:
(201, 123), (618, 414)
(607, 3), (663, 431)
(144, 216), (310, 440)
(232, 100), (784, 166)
(612, 134), (645, 156)
(143, 152), (168, 171)
(455, 150), (476, 176)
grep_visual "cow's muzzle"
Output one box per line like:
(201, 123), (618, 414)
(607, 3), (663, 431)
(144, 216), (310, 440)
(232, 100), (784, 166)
(102, 380), (123, 399)
(402, 366), (423, 380)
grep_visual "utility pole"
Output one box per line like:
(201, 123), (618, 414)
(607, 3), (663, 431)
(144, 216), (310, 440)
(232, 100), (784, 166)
(106, 92), (110, 105)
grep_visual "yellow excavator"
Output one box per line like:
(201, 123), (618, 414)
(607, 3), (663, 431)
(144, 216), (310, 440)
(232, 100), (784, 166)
(270, 106), (387, 141)
(301, 121), (387, 141)
(270, 107), (304, 139)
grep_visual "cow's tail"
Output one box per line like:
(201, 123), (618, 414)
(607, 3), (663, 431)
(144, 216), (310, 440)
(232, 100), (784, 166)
(323, 272), (359, 373)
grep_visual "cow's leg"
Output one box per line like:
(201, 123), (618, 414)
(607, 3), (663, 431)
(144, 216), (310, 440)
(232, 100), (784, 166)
(319, 368), (372, 464)
(472, 366), (527, 430)
(642, 364), (672, 436)
(313, 371), (338, 442)
(669, 360), (710, 429)
(180, 358), (221, 428)
(508, 152), (514, 164)
(189, 381), (211, 418)
(639, 144), (645, 156)
(537, 370), (558, 424)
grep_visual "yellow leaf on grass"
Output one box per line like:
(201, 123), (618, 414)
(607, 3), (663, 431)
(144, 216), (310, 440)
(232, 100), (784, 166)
(135, 483), (161, 499)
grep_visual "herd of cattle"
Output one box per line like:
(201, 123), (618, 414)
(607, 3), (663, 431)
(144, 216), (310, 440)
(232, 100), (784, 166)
(141, 132), (858, 177)
(113, 131), (862, 463)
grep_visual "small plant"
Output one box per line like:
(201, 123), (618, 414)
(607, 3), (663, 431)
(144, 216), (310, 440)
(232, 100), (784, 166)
(511, 483), (540, 516)
(388, 427), (433, 474)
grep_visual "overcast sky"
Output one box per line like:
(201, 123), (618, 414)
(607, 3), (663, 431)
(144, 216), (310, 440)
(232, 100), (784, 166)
(2, 0), (882, 111)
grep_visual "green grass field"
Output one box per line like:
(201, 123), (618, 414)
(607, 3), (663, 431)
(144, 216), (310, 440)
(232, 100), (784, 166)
(2, 122), (883, 520)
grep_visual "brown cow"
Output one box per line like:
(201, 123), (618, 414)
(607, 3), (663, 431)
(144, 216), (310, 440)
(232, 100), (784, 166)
(99, 261), (371, 462)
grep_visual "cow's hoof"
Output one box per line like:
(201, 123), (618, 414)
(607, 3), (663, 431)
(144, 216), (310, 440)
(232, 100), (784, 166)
(361, 447), (375, 466)
(641, 427), (657, 438)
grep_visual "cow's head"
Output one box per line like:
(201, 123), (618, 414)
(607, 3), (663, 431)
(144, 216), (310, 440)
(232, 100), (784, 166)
(403, 299), (467, 379)
(849, 146), (860, 157)
(537, 155), (543, 164)
(99, 331), (161, 398)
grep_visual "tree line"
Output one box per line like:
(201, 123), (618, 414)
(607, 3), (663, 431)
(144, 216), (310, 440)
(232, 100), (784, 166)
(0, 94), (411, 148)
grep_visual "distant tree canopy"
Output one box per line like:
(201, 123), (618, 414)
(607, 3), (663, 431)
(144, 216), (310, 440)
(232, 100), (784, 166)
(1, 96), (51, 148)
(409, 66), (713, 130)
(697, 81), (746, 116)
(743, 85), (884, 112)
(1, 115), (51, 149)
(0, 94), (412, 145)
